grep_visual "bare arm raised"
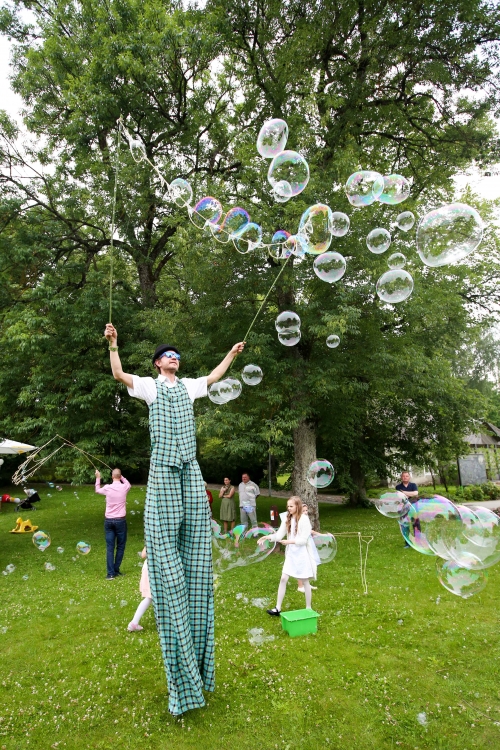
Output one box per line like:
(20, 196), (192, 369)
(207, 342), (246, 385)
(104, 324), (134, 389)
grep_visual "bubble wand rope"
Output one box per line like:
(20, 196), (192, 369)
(108, 122), (123, 324)
(12, 435), (113, 484)
(331, 532), (374, 594)
(242, 254), (292, 342)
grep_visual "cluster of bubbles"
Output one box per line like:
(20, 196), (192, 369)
(307, 460), (335, 489)
(208, 364), (263, 406)
(2, 563), (15, 576)
(257, 119), (309, 202)
(32, 530), (91, 556)
(373, 492), (500, 598)
(275, 310), (301, 347)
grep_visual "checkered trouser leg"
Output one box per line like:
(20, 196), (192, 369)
(144, 460), (215, 715)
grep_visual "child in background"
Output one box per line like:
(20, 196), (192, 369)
(128, 547), (151, 632)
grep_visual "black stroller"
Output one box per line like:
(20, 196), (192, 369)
(16, 488), (41, 511)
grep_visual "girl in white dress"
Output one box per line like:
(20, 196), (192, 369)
(259, 496), (317, 615)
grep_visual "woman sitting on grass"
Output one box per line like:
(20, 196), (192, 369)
(258, 495), (317, 616)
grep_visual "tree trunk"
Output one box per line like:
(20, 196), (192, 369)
(349, 458), (368, 506)
(292, 418), (319, 531)
(137, 262), (158, 308)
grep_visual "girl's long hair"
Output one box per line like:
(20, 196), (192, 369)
(286, 496), (303, 536)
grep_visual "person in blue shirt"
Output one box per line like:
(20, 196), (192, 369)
(395, 471), (418, 548)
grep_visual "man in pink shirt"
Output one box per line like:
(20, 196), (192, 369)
(95, 468), (131, 579)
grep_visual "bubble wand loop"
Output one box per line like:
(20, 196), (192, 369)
(108, 121), (123, 324)
(242, 255), (292, 343)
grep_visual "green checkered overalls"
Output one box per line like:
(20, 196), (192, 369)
(144, 380), (214, 715)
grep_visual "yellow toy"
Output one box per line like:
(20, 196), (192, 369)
(10, 517), (38, 534)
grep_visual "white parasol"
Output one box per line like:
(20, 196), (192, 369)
(0, 439), (37, 455)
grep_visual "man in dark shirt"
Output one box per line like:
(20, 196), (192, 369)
(396, 471), (418, 547)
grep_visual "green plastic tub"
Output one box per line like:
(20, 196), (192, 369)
(280, 608), (319, 637)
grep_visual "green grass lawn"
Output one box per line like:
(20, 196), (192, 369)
(1, 483), (500, 749)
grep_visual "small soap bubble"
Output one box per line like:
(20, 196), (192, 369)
(76, 541), (91, 556)
(241, 365), (263, 386)
(5, 564), (15, 574)
(376, 269), (414, 304)
(298, 204), (334, 254)
(47, 493), (52, 497)
(57, 546), (64, 554)
(22, 575), (29, 581)
(275, 311), (301, 332)
(416, 203), (483, 267)
(248, 627), (275, 645)
(396, 211), (415, 232)
(33, 530), (51, 551)
(366, 227), (391, 254)
(436, 558), (488, 598)
(169, 178), (193, 207)
(278, 329), (301, 347)
(191, 197), (223, 229)
(307, 460), (335, 488)
(129, 138), (146, 163)
(269, 229), (290, 259)
(417, 712), (428, 727)
(378, 174), (411, 205)
(120, 600), (128, 608)
(331, 212), (350, 237)
(208, 381), (230, 405)
(272, 180), (293, 203)
(345, 170), (384, 207)
(313, 252), (346, 283)
(44, 562), (56, 572)
(221, 207), (250, 237)
(48, 482), (55, 488)
(232, 222), (263, 253)
(257, 118), (289, 158)
(387, 252), (406, 270)
(268, 150), (310, 197)
(326, 334), (340, 349)
(56, 485), (62, 491)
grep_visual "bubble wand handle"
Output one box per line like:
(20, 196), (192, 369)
(108, 121), (123, 324)
(242, 255), (292, 342)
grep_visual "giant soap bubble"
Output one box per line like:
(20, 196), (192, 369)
(298, 204), (333, 254)
(257, 119), (289, 159)
(241, 364), (263, 386)
(406, 496), (461, 560)
(268, 150), (310, 197)
(373, 491), (411, 519)
(307, 460), (334, 488)
(396, 211), (415, 232)
(378, 174), (411, 205)
(436, 558), (488, 599)
(331, 212), (350, 237)
(233, 223), (263, 253)
(222, 207), (250, 237)
(208, 381), (230, 404)
(272, 181), (293, 203)
(191, 197), (223, 229)
(169, 178), (193, 207)
(376, 269), (414, 304)
(275, 311), (301, 332)
(366, 228), (391, 254)
(314, 533), (337, 564)
(345, 171), (384, 207)
(416, 203), (483, 267)
(212, 521), (276, 573)
(279, 329), (301, 346)
(313, 252), (346, 283)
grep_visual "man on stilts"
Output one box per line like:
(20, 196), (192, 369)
(104, 323), (245, 715)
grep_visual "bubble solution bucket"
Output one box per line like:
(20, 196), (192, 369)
(280, 608), (319, 637)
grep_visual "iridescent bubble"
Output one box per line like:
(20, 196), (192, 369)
(191, 197), (223, 229)
(241, 364), (263, 386)
(451, 505), (500, 570)
(331, 212), (350, 237)
(212, 523), (276, 574)
(307, 460), (334, 488)
(313, 252), (346, 283)
(373, 491), (411, 519)
(326, 334), (340, 349)
(283, 234), (308, 258)
(376, 269), (414, 304)
(399, 504), (435, 556)
(57, 546), (64, 554)
(396, 211), (415, 232)
(169, 178), (193, 207)
(404, 497), (461, 559)
(436, 558), (488, 598)
(278, 329), (301, 346)
(268, 150), (310, 197)
(221, 207), (250, 237)
(378, 174), (411, 205)
(269, 230), (290, 259)
(257, 118), (289, 159)
(232, 222), (263, 254)
(366, 227), (391, 254)
(314, 534), (337, 564)
(129, 138), (146, 163)
(272, 180), (293, 203)
(32, 530), (51, 551)
(416, 203), (483, 267)
(275, 311), (301, 332)
(298, 204), (333, 254)
(387, 252), (406, 270)
(208, 381), (230, 405)
(76, 541), (91, 556)
(345, 171), (384, 207)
